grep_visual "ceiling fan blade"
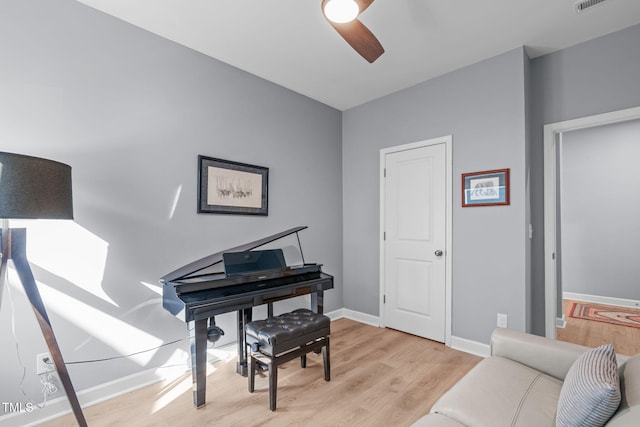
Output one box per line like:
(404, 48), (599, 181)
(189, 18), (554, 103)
(321, 0), (384, 63)
(328, 19), (384, 63)
(355, 0), (375, 14)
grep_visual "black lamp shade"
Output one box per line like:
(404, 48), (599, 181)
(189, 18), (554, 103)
(0, 152), (73, 219)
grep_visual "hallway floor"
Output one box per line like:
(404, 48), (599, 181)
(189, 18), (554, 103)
(557, 299), (640, 356)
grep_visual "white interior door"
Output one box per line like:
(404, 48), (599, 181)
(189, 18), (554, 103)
(383, 143), (446, 342)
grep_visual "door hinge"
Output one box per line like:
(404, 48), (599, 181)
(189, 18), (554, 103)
(383, 168), (386, 178)
(383, 295), (386, 304)
(383, 232), (386, 240)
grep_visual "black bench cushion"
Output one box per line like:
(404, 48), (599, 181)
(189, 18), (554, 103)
(246, 308), (330, 346)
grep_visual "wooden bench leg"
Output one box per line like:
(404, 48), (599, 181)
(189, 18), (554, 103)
(249, 352), (256, 393)
(269, 359), (278, 411)
(323, 336), (330, 381)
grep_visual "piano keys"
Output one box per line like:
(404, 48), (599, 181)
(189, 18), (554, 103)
(160, 226), (333, 408)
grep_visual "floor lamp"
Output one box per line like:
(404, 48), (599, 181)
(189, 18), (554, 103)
(0, 152), (87, 426)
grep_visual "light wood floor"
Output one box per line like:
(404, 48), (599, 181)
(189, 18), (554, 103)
(557, 299), (640, 355)
(43, 319), (481, 427)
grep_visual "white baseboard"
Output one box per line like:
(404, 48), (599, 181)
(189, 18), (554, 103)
(0, 368), (170, 427)
(326, 308), (491, 357)
(327, 308), (381, 327)
(324, 307), (346, 321)
(0, 343), (235, 427)
(332, 308), (489, 357)
(563, 292), (640, 309)
(1, 309), (488, 426)
(450, 335), (490, 358)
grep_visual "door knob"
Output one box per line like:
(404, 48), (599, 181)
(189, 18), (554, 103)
(434, 250), (443, 256)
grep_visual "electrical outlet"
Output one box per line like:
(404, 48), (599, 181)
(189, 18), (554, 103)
(497, 313), (508, 328)
(36, 352), (55, 375)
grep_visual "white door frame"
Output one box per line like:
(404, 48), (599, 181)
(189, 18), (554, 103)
(379, 135), (453, 346)
(544, 106), (640, 338)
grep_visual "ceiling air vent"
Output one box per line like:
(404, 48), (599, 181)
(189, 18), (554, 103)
(575, 0), (609, 13)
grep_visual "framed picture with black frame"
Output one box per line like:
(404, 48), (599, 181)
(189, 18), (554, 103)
(197, 155), (269, 215)
(462, 168), (510, 207)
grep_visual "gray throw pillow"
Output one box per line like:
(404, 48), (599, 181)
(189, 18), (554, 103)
(556, 344), (621, 427)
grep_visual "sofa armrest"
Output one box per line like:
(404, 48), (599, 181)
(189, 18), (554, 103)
(490, 328), (592, 380)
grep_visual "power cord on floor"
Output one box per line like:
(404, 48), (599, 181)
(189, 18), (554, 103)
(6, 278), (46, 409)
(64, 337), (188, 365)
(6, 277), (190, 410)
(5, 272), (230, 411)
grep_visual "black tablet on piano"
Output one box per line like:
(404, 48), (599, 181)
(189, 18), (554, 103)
(223, 249), (287, 277)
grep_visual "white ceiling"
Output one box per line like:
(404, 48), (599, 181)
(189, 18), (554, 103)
(75, 0), (640, 110)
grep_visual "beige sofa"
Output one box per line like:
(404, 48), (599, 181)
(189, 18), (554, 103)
(413, 328), (639, 426)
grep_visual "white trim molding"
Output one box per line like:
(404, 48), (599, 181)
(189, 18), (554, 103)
(563, 292), (640, 310)
(0, 366), (186, 427)
(331, 308), (489, 358)
(324, 308), (381, 327)
(450, 336), (490, 358)
(0, 345), (234, 427)
(544, 105), (640, 339)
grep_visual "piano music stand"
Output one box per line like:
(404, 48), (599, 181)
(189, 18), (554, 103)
(0, 152), (87, 427)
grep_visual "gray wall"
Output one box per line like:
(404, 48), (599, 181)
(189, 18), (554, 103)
(3, 0), (640, 413)
(560, 119), (640, 300)
(529, 24), (640, 334)
(0, 0), (342, 406)
(342, 48), (529, 344)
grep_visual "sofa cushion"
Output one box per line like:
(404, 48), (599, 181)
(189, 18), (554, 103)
(430, 356), (562, 427)
(556, 344), (621, 427)
(491, 326), (593, 381)
(607, 353), (640, 426)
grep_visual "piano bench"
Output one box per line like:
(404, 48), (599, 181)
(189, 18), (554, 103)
(245, 308), (331, 411)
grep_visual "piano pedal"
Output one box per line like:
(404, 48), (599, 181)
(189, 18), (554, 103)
(207, 325), (224, 343)
(250, 357), (269, 374)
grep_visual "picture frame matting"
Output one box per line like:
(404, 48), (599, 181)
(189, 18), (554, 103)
(461, 168), (510, 207)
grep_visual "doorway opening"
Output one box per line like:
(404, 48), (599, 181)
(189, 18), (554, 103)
(544, 106), (640, 346)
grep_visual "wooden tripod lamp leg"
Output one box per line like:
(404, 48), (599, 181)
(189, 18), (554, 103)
(3, 228), (87, 427)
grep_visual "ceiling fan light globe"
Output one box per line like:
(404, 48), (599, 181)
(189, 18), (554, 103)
(324, 0), (359, 24)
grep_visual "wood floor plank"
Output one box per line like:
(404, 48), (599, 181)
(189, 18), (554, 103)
(42, 319), (480, 427)
(41, 304), (640, 427)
